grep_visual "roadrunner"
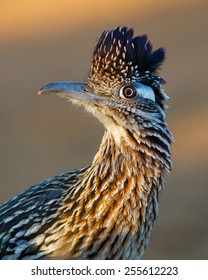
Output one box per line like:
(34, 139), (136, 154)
(0, 27), (172, 259)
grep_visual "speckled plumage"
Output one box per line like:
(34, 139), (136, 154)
(0, 27), (172, 259)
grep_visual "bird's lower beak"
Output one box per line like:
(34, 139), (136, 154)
(38, 82), (101, 104)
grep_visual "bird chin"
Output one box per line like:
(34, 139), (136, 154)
(70, 99), (85, 106)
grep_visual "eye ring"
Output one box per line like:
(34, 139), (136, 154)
(120, 85), (137, 99)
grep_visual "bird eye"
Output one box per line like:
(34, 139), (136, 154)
(120, 85), (137, 99)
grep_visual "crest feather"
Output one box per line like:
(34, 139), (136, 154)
(92, 26), (165, 75)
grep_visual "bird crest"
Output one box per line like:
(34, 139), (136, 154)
(89, 27), (165, 84)
(87, 27), (168, 106)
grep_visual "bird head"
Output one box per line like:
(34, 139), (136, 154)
(39, 27), (170, 146)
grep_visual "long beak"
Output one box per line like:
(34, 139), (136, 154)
(38, 82), (101, 104)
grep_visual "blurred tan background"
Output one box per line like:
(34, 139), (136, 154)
(0, 0), (207, 259)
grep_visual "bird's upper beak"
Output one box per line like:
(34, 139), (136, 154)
(38, 82), (102, 104)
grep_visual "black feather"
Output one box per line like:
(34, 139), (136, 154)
(148, 48), (165, 72)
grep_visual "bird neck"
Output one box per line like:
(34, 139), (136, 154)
(59, 126), (171, 259)
(90, 125), (170, 203)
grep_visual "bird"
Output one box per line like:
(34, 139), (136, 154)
(0, 26), (172, 260)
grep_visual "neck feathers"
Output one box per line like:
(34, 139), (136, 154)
(60, 123), (172, 259)
(93, 121), (172, 181)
